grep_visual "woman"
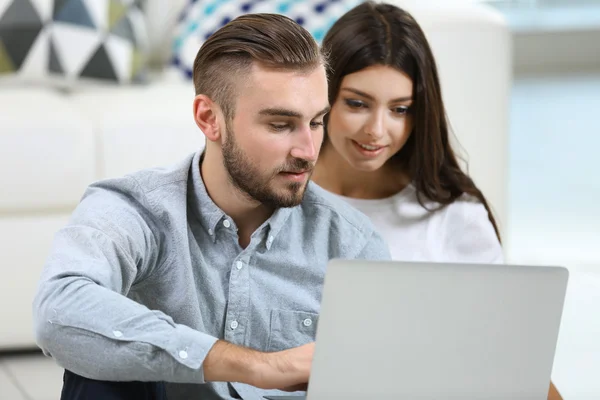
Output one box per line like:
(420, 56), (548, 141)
(312, 2), (562, 399)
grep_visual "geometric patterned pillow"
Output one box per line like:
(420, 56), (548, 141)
(171, 0), (363, 80)
(0, 0), (149, 88)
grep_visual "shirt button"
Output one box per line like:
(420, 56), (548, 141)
(230, 320), (239, 330)
(303, 318), (312, 327)
(208, 228), (213, 235)
(267, 236), (274, 245)
(113, 330), (123, 338)
(236, 261), (243, 270)
(179, 350), (188, 359)
(223, 220), (231, 228)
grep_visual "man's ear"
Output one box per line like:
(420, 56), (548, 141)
(193, 94), (222, 142)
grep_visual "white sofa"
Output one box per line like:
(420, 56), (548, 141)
(0, 1), (510, 349)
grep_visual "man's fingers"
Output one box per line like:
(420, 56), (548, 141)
(282, 383), (308, 392)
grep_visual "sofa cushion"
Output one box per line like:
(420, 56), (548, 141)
(0, 88), (96, 212)
(0, 0), (150, 89)
(0, 213), (71, 349)
(142, 0), (187, 67)
(170, 0), (363, 79)
(70, 73), (203, 179)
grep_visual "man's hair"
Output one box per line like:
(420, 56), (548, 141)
(192, 13), (326, 120)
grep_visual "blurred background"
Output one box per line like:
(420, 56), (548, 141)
(0, 0), (598, 399)
(482, 0), (600, 266)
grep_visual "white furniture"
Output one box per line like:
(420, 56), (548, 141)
(0, 1), (510, 349)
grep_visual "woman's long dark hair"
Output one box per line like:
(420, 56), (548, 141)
(322, 1), (501, 243)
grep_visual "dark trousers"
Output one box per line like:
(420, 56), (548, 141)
(61, 370), (168, 400)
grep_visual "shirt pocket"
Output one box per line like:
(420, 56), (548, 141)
(266, 309), (319, 352)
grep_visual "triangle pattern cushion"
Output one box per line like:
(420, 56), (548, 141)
(0, 0), (41, 27)
(19, 25), (50, 78)
(0, 1), (12, 17)
(0, 0), (148, 89)
(29, 0), (52, 21)
(103, 34), (131, 82)
(80, 43), (118, 81)
(48, 37), (63, 74)
(54, 0), (96, 29)
(0, 39), (15, 72)
(83, 0), (109, 31)
(52, 22), (102, 77)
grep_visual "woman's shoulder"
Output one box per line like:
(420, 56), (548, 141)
(436, 193), (491, 228)
(393, 190), (504, 263)
(393, 186), (483, 222)
(436, 194), (504, 263)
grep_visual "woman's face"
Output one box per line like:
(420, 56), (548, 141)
(326, 65), (414, 172)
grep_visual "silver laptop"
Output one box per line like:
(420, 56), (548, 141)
(265, 260), (569, 400)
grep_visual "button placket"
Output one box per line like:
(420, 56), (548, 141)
(225, 251), (251, 345)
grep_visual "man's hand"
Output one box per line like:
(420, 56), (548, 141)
(548, 381), (563, 400)
(203, 340), (314, 391)
(255, 342), (314, 391)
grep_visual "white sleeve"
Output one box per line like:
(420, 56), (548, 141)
(442, 201), (505, 264)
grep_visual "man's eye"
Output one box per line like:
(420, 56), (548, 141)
(310, 121), (324, 129)
(270, 124), (289, 132)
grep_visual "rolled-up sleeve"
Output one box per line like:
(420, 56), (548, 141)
(32, 176), (218, 383)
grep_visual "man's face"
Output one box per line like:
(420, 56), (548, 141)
(222, 62), (329, 208)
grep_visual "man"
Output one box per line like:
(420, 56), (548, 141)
(32, 13), (390, 400)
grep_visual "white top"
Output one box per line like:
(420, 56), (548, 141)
(330, 184), (504, 264)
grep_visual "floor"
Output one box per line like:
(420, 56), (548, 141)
(1, 73), (599, 399)
(0, 352), (63, 400)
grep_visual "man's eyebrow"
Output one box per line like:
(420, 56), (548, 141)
(314, 106), (331, 118)
(341, 87), (412, 103)
(258, 106), (331, 119)
(258, 108), (302, 118)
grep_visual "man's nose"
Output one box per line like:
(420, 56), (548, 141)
(290, 127), (318, 162)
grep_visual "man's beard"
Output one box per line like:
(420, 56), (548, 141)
(222, 125), (313, 208)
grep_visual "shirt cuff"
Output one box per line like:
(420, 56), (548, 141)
(166, 323), (219, 384)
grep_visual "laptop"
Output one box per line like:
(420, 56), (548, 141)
(265, 260), (569, 400)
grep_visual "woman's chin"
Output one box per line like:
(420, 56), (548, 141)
(346, 155), (388, 172)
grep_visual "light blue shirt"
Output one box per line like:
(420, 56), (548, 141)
(33, 151), (391, 400)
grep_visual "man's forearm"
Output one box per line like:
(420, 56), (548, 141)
(203, 340), (267, 386)
(203, 340), (314, 390)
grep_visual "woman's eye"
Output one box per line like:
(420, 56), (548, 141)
(345, 99), (366, 109)
(393, 106), (410, 115)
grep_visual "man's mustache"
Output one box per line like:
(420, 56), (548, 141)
(277, 158), (314, 174)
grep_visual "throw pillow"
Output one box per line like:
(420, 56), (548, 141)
(171, 0), (363, 79)
(0, 0), (149, 88)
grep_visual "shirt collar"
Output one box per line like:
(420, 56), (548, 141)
(189, 150), (293, 246)
(189, 151), (228, 242)
(260, 206), (292, 250)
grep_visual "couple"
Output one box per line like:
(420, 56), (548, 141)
(32, 2), (561, 400)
